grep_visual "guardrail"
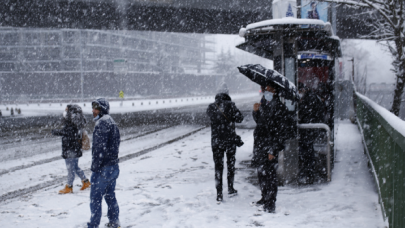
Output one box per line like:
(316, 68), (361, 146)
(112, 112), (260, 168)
(356, 92), (405, 228)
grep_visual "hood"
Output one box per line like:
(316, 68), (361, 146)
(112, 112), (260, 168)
(215, 93), (232, 103)
(65, 104), (87, 129)
(92, 98), (110, 116)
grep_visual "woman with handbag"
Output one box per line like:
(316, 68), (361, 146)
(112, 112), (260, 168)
(206, 86), (244, 202)
(52, 104), (91, 194)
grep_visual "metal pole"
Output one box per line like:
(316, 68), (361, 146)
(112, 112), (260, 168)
(349, 58), (354, 83)
(79, 31), (84, 102)
(298, 123), (332, 182)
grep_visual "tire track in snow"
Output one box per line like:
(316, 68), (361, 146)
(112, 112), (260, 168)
(0, 126), (207, 203)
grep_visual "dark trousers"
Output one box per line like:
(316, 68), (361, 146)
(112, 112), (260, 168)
(88, 165), (120, 228)
(257, 163), (278, 211)
(298, 142), (316, 184)
(212, 143), (236, 193)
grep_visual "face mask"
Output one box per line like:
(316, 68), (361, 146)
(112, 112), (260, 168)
(93, 115), (100, 122)
(63, 110), (67, 119)
(264, 91), (273, 101)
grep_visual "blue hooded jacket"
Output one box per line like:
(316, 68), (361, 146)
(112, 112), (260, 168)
(91, 98), (120, 173)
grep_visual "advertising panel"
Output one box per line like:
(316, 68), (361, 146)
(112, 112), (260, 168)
(301, 0), (328, 23)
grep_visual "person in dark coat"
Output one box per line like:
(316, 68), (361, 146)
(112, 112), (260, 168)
(298, 82), (326, 184)
(88, 98), (121, 228)
(206, 91), (244, 202)
(52, 104), (91, 194)
(252, 83), (293, 213)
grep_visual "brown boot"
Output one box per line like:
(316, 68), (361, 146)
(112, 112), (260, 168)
(59, 184), (73, 194)
(80, 179), (91, 191)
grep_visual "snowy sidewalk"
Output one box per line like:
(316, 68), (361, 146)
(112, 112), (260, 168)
(0, 120), (386, 227)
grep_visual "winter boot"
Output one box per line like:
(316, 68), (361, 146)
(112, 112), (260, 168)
(105, 222), (121, 228)
(216, 192), (223, 202)
(58, 184), (73, 194)
(255, 198), (265, 206)
(264, 207), (276, 213)
(80, 179), (91, 191)
(228, 187), (238, 196)
(264, 203), (276, 213)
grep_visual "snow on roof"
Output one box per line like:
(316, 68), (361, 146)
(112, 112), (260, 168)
(246, 17), (326, 30)
(357, 92), (405, 137)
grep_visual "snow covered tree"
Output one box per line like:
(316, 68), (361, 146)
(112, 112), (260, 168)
(324, 0), (405, 116)
(213, 48), (236, 76)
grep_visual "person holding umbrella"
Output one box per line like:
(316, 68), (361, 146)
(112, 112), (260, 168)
(238, 64), (296, 213)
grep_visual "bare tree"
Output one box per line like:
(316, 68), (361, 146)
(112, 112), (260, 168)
(324, 0), (404, 116)
(212, 48), (236, 76)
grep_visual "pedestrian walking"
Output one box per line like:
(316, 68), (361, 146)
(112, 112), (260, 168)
(298, 82), (325, 184)
(52, 104), (91, 194)
(87, 98), (121, 228)
(206, 88), (244, 202)
(251, 84), (294, 213)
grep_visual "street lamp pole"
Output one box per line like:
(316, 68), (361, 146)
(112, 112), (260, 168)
(348, 57), (357, 113)
(348, 57), (355, 83)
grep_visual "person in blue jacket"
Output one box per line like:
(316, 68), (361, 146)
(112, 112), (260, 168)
(87, 98), (121, 228)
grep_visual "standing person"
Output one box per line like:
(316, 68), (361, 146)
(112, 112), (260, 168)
(298, 82), (325, 184)
(206, 89), (244, 202)
(88, 98), (121, 228)
(52, 104), (91, 194)
(251, 83), (293, 213)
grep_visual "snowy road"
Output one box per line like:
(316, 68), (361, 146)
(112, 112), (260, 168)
(0, 120), (387, 227)
(0, 93), (258, 117)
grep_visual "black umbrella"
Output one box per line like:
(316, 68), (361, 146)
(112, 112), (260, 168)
(237, 64), (299, 101)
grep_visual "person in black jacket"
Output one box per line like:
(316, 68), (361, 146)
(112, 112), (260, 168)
(252, 83), (293, 213)
(52, 104), (90, 194)
(206, 92), (244, 202)
(298, 82), (326, 184)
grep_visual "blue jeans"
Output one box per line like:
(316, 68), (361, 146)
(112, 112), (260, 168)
(65, 158), (86, 186)
(88, 165), (120, 228)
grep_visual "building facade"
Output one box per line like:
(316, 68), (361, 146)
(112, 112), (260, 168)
(0, 28), (216, 101)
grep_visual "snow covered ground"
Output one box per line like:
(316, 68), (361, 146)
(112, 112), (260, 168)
(0, 93), (258, 117)
(0, 120), (387, 227)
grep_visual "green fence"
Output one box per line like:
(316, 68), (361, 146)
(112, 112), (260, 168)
(356, 92), (405, 228)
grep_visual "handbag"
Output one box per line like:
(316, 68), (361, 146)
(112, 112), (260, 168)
(81, 130), (91, 150)
(215, 103), (244, 147)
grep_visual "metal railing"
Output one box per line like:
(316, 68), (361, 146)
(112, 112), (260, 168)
(298, 123), (332, 182)
(356, 92), (405, 228)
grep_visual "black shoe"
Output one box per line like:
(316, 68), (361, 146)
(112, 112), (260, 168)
(264, 206), (276, 213)
(256, 198), (265, 205)
(228, 188), (238, 196)
(105, 222), (121, 228)
(217, 193), (223, 202)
